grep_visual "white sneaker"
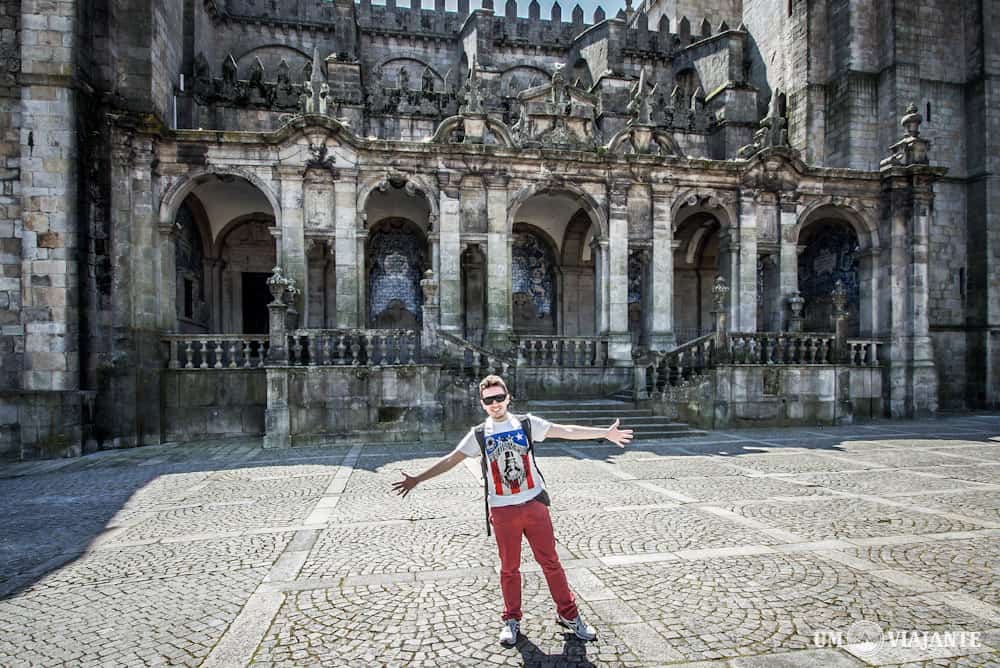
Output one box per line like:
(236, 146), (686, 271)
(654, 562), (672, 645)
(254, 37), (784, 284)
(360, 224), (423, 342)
(499, 619), (519, 646)
(557, 613), (598, 641)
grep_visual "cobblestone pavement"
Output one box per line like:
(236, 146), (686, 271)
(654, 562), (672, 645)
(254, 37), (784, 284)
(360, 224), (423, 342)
(1, 416), (1000, 666)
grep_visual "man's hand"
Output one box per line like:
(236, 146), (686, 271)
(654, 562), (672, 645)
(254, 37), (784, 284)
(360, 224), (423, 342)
(392, 472), (420, 498)
(605, 418), (634, 448)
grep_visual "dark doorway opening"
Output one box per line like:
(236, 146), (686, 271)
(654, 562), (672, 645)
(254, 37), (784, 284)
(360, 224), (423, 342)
(242, 272), (270, 334)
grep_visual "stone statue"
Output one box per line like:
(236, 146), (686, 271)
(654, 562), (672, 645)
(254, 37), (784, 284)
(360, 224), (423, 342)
(550, 64), (570, 113)
(302, 80), (314, 114)
(421, 67), (435, 93)
(670, 84), (685, 110)
(398, 67), (410, 91)
(318, 82), (330, 115)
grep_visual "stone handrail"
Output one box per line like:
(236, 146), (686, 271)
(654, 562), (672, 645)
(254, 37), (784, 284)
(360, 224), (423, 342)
(437, 329), (515, 380)
(515, 335), (607, 367)
(635, 332), (716, 400)
(163, 334), (269, 369)
(288, 329), (419, 366)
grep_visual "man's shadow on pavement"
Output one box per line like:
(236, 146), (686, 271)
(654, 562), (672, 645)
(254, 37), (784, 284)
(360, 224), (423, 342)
(515, 633), (596, 667)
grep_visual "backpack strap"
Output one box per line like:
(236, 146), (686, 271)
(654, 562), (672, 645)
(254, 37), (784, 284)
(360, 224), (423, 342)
(517, 414), (545, 485)
(474, 423), (491, 537)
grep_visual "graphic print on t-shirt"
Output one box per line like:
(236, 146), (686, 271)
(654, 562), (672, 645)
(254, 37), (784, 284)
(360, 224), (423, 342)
(483, 427), (535, 496)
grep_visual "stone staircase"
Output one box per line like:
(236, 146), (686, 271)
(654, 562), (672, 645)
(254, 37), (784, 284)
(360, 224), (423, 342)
(522, 399), (706, 440)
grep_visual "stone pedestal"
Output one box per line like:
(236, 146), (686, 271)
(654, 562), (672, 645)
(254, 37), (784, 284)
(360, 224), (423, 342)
(264, 368), (290, 449)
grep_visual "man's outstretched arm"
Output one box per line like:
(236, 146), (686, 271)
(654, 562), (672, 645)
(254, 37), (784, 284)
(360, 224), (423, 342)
(392, 449), (470, 497)
(547, 418), (633, 447)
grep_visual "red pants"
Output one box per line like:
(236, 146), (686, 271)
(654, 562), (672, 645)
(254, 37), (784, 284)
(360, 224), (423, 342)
(490, 499), (578, 622)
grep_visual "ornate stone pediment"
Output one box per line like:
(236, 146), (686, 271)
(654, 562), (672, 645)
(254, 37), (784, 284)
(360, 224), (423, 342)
(511, 65), (598, 150)
(740, 150), (805, 195)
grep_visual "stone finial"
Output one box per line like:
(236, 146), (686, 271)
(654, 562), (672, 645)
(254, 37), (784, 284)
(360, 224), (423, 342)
(737, 88), (789, 158)
(627, 68), (655, 126)
(787, 291), (805, 332)
(420, 269), (439, 305)
(712, 275), (730, 310)
(310, 46), (324, 85)
(678, 16), (691, 42)
(658, 15), (669, 33)
(700, 17), (711, 38)
(459, 57), (484, 115)
(901, 102), (922, 138)
(880, 101), (931, 168)
(718, 19), (729, 31)
(267, 266), (289, 303)
(593, 5), (605, 22)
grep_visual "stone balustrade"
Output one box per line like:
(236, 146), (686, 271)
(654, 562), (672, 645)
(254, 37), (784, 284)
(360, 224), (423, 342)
(637, 333), (716, 400)
(163, 335), (270, 369)
(726, 333), (836, 365)
(516, 336), (606, 367)
(437, 330), (514, 381)
(163, 329), (419, 369)
(845, 338), (885, 367)
(287, 329), (419, 366)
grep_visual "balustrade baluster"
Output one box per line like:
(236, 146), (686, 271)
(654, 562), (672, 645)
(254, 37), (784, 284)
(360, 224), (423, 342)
(168, 340), (179, 370)
(195, 339), (206, 369)
(239, 339), (250, 368)
(407, 332), (417, 364)
(534, 340), (543, 366)
(335, 334), (345, 364)
(225, 339), (236, 368)
(210, 340), (220, 368)
(350, 334), (361, 365)
(819, 337), (829, 363)
(391, 332), (401, 364)
(375, 333), (386, 365)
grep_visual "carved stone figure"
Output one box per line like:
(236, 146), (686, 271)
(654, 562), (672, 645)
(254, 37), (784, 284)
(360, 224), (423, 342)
(318, 82), (330, 115)
(627, 69), (655, 126)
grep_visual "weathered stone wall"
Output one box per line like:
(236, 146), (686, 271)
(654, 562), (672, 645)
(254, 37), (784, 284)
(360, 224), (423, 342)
(0, 0), (21, 392)
(161, 369), (266, 442)
(648, 365), (884, 428)
(0, 389), (94, 461)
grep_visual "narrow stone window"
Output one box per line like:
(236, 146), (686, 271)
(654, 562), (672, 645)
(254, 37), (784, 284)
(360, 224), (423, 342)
(787, 0), (793, 16)
(926, 101), (932, 123)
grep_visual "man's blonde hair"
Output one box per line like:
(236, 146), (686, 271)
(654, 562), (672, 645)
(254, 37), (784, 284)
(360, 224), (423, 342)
(478, 374), (508, 397)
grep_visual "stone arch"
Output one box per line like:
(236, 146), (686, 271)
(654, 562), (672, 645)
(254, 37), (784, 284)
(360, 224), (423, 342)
(212, 212), (277, 258)
(561, 209), (593, 266)
(357, 172), (439, 229)
(671, 189), (735, 232)
(507, 179), (608, 241)
(366, 217), (429, 329)
(793, 199), (879, 252)
(428, 115), (516, 148)
(158, 166), (281, 231)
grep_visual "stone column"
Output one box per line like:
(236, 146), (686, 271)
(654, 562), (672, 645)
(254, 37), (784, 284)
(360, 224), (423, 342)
(277, 166), (306, 317)
(591, 237), (609, 336)
(334, 169), (360, 327)
(736, 191), (759, 332)
(203, 258), (224, 332)
(858, 248), (879, 336)
(485, 174), (511, 350)
(158, 222), (177, 331)
(649, 185), (675, 350)
(778, 198), (800, 331)
(879, 104), (943, 417)
(717, 228), (739, 334)
(831, 279), (849, 362)
(607, 181), (632, 364)
(438, 173), (461, 332)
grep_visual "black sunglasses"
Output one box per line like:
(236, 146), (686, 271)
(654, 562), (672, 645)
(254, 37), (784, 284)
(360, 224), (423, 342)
(481, 393), (507, 405)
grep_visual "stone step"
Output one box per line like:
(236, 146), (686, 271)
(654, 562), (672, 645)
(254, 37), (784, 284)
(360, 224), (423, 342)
(527, 409), (654, 420)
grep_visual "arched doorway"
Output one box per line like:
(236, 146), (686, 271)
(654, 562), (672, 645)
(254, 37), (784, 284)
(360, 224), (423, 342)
(366, 218), (428, 329)
(673, 213), (721, 343)
(166, 172), (278, 334)
(508, 189), (603, 338)
(361, 176), (434, 330)
(797, 221), (861, 335)
(512, 224), (559, 334)
(216, 217), (277, 334)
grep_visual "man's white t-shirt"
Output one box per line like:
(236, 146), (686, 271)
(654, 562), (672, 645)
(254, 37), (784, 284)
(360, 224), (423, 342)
(454, 413), (552, 508)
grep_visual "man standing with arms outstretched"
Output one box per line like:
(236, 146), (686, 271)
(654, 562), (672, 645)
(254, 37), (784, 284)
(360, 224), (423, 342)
(393, 375), (634, 646)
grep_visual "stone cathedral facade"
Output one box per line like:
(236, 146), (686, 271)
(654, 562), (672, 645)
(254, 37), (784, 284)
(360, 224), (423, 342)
(0, 0), (997, 459)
